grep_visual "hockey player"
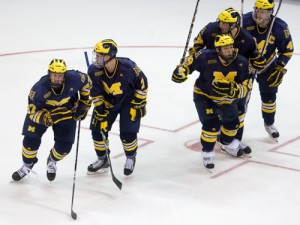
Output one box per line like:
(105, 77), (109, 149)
(87, 39), (148, 176)
(243, 0), (294, 140)
(189, 7), (265, 155)
(172, 34), (251, 169)
(12, 59), (92, 182)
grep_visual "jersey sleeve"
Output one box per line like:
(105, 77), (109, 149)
(132, 63), (148, 101)
(276, 21), (294, 66)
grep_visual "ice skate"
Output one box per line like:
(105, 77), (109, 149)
(87, 155), (109, 175)
(124, 156), (136, 176)
(202, 151), (215, 172)
(220, 139), (243, 157)
(47, 155), (57, 181)
(264, 123), (279, 141)
(11, 158), (38, 181)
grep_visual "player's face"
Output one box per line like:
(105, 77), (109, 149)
(49, 72), (65, 88)
(254, 8), (272, 26)
(219, 45), (234, 62)
(219, 21), (231, 34)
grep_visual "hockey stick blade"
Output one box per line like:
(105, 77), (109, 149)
(100, 131), (123, 190)
(71, 210), (77, 220)
(113, 176), (122, 190)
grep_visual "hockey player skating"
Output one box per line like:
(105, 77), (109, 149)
(12, 59), (92, 182)
(87, 39), (148, 176)
(172, 34), (251, 169)
(243, 0), (294, 140)
(189, 7), (266, 155)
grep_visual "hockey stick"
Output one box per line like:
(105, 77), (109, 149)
(245, 0), (283, 112)
(240, 0), (244, 27)
(180, 0), (200, 62)
(70, 119), (81, 220)
(84, 51), (122, 190)
(254, 0), (283, 77)
(101, 131), (122, 190)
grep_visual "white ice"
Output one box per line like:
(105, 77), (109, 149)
(0, 0), (300, 225)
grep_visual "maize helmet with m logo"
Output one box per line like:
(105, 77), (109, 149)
(214, 34), (234, 48)
(94, 39), (118, 58)
(214, 34), (235, 63)
(254, 0), (275, 10)
(218, 7), (240, 26)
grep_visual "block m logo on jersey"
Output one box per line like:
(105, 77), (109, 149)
(102, 82), (123, 95)
(213, 71), (237, 82)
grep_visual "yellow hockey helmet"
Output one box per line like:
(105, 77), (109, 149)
(255, 0), (275, 10)
(48, 59), (67, 73)
(94, 39), (118, 57)
(214, 34), (234, 48)
(218, 8), (239, 23)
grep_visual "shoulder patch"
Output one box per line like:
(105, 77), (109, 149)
(79, 72), (86, 83)
(284, 28), (290, 39)
(133, 66), (141, 76)
(29, 90), (36, 101)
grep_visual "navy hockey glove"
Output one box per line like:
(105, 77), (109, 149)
(73, 99), (91, 121)
(249, 55), (266, 69)
(130, 95), (147, 121)
(267, 64), (287, 87)
(92, 109), (109, 132)
(50, 107), (73, 124)
(172, 64), (189, 83)
(212, 79), (240, 98)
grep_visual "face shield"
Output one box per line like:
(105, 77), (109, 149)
(252, 8), (273, 26)
(92, 51), (113, 68)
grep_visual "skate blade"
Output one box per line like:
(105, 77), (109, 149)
(220, 148), (244, 158)
(243, 153), (252, 158)
(205, 168), (213, 174)
(86, 168), (109, 175)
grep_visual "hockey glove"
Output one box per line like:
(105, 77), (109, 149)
(35, 110), (53, 127)
(130, 95), (147, 121)
(267, 64), (287, 87)
(212, 79), (240, 99)
(172, 64), (189, 83)
(249, 55), (266, 69)
(73, 99), (92, 121)
(188, 47), (197, 55)
(92, 109), (109, 132)
(50, 107), (73, 124)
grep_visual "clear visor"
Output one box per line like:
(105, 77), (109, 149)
(252, 8), (272, 25)
(92, 51), (106, 68)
